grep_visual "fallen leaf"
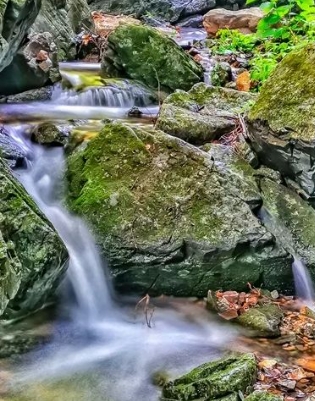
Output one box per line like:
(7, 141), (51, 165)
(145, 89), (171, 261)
(259, 359), (278, 370)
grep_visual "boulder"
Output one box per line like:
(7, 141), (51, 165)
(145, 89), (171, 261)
(31, 123), (71, 146)
(1, 86), (54, 103)
(0, 160), (68, 319)
(88, 0), (216, 24)
(0, 0), (41, 72)
(101, 24), (203, 92)
(31, 0), (91, 60)
(248, 44), (315, 198)
(203, 8), (263, 36)
(0, 32), (60, 96)
(156, 83), (255, 145)
(162, 353), (257, 400)
(236, 304), (283, 337)
(66, 122), (293, 296)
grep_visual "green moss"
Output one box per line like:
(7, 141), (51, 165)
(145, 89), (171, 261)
(102, 24), (203, 92)
(245, 391), (283, 401)
(162, 353), (257, 400)
(236, 304), (283, 337)
(249, 44), (315, 142)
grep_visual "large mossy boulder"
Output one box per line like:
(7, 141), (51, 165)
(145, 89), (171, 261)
(32, 0), (91, 60)
(0, 0), (41, 73)
(0, 160), (68, 319)
(248, 44), (315, 198)
(66, 122), (293, 296)
(101, 24), (203, 92)
(162, 353), (257, 400)
(156, 83), (256, 145)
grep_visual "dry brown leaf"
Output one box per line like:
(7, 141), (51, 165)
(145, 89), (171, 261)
(236, 71), (251, 92)
(297, 358), (315, 372)
(258, 359), (278, 370)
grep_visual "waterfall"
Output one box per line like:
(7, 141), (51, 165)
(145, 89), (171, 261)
(3, 91), (234, 400)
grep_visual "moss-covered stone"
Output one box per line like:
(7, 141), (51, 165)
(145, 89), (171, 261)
(32, 123), (70, 146)
(245, 391), (283, 401)
(0, 160), (67, 319)
(248, 44), (315, 197)
(157, 83), (256, 145)
(66, 122), (293, 296)
(236, 304), (283, 338)
(101, 24), (203, 92)
(162, 353), (257, 400)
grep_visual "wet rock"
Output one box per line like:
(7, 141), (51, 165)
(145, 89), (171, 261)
(101, 24), (203, 92)
(0, 127), (27, 168)
(88, 0), (217, 24)
(66, 122), (293, 296)
(245, 391), (283, 401)
(0, 159), (68, 319)
(156, 83), (255, 145)
(162, 353), (257, 400)
(32, 0), (91, 60)
(4, 86), (54, 103)
(248, 44), (315, 199)
(176, 15), (204, 28)
(257, 177), (315, 270)
(0, 0), (41, 73)
(236, 304), (283, 337)
(203, 8), (263, 36)
(0, 32), (60, 96)
(211, 61), (232, 87)
(31, 123), (71, 146)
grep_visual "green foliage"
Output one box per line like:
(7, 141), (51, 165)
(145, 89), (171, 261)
(209, 0), (315, 89)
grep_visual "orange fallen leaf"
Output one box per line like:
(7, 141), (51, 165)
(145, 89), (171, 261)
(297, 358), (315, 372)
(258, 359), (278, 370)
(218, 309), (238, 320)
(236, 70), (251, 92)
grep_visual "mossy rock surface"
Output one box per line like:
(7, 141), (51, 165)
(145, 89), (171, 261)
(245, 391), (283, 401)
(0, 160), (67, 319)
(236, 304), (283, 338)
(32, 123), (70, 146)
(162, 353), (257, 400)
(157, 83), (256, 145)
(248, 44), (315, 197)
(101, 24), (203, 92)
(66, 122), (293, 296)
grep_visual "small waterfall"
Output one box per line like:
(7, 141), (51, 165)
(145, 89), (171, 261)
(292, 257), (315, 302)
(5, 120), (234, 401)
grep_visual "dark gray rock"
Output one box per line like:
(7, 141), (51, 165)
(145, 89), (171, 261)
(0, 32), (60, 96)
(176, 15), (204, 28)
(32, 0), (92, 60)
(88, 0), (217, 23)
(0, 126), (27, 168)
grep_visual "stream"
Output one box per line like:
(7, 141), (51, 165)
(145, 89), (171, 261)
(0, 59), (235, 401)
(1, 27), (315, 399)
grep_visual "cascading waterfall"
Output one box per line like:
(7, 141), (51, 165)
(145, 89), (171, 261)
(3, 94), (234, 401)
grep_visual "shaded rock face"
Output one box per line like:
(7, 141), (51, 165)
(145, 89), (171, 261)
(0, 0), (41, 72)
(0, 32), (60, 96)
(32, 0), (91, 60)
(248, 44), (315, 199)
(66, 122), (293, 297)
(0, 160), (68, 319)
(88, 0), (218, 24)
(156, 83), (255, 145)
(0, 126), (27, 168)
(101, 24), (203, 93)
(203, 7), (263, 36)
(258, 177), (315, 270)
(162, 353), (257, 400)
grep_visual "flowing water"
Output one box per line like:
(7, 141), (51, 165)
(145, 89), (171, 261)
(1, 61), (236, 401)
